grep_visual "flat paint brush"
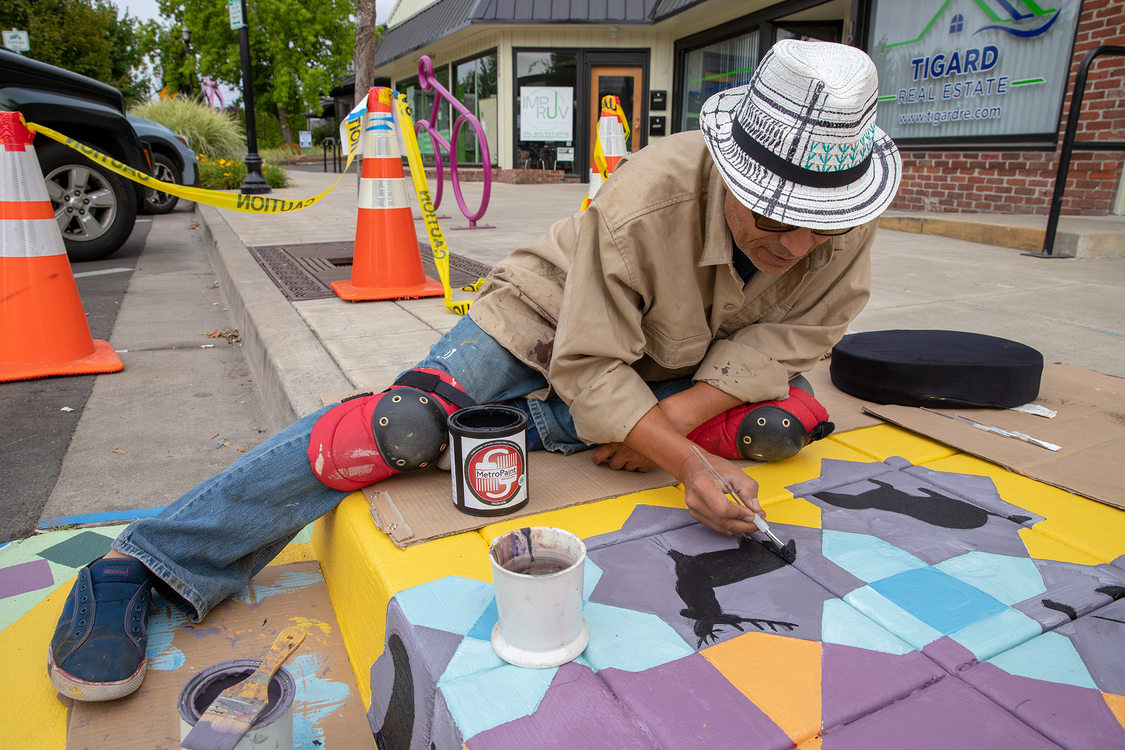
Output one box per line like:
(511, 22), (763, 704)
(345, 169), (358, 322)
(689, 445), (796, 564)
(181, 625), (306, 750)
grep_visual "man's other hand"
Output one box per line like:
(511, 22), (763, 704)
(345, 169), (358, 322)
(592, 442), (658, 472)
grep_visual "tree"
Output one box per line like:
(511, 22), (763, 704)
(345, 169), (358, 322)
(156, 0), (354, 143)
(0, 0), (157, 106)
(354, 0), (376, 106)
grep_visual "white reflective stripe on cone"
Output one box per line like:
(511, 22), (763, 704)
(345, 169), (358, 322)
(359, 177), (410, 209)
(0, 217), (67, 258)
(599, 117), (627, 157)
(0, 148), (52, 203)
(362, 120), (398, 159)
(586, 168), (603, 200)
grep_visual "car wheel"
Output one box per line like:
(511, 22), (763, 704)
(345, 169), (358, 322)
(143, 153), (181, 214)
(37, 141), (138, 262)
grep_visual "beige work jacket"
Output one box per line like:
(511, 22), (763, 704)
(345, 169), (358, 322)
(469, 130), (874, 446)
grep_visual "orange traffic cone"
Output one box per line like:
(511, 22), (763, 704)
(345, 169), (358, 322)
(0, 111), (123, 382)
(332, 87), (443, 302)
(580, 95), (630, 210)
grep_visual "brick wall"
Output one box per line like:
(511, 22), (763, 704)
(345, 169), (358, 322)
(891, 0), (1125, 215)
(424, 166), (579, 184)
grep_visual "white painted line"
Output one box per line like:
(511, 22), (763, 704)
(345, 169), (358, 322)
(73, 267), (134, 278)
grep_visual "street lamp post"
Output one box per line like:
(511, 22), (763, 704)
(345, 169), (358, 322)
(236, 0), (270, 194)
(180, 26), (195, 98)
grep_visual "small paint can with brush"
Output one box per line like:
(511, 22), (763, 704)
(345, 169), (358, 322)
(448, 405), (529, 516)
(178, 659), (295, 750)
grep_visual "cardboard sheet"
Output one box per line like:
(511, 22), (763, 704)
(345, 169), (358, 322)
(864, 364), (1125, 510)
(365, 451), (679, 547)
(66, 561), (372, 749)
(341, 357), (881, 548)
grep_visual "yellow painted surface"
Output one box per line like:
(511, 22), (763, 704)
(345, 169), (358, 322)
(267, 541), (317, 566)
(0, 582), (70, 750)
(314, 491), (491, 708)
(759, 495), (823, 530)
(703, 632), (823, 745)
(798, 737), (824, 750)
(1017, 528), (1103, 566)
(829, 424), (957, 465)
(1104, 692), (1125, 731)
(924, 454), (1125, 563)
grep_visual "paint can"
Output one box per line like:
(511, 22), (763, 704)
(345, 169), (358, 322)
(448, 404), (529, 516)
(489, 526), (590, 668)
(178, 658), (295, 750)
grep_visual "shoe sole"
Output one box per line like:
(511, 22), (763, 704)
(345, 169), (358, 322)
(47, 648), (147, 702)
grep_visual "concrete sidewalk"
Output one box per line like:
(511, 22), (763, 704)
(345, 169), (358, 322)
(199, 167), (1125, 432)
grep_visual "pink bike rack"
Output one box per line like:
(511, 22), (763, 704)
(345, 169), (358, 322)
(416, 55), (494, 229)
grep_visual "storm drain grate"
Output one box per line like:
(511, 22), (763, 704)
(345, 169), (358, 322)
(248, 241), (492, 301)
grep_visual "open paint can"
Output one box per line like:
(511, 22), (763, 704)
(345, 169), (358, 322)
(489, 526), (590, 668)
(178, 658), (295, 750)
(448, 404), (529, 516)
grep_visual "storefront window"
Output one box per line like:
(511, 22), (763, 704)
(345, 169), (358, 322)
(454, 50), (498, 166)
(516, 50), (578, 170)
(679, 32), (758, 131)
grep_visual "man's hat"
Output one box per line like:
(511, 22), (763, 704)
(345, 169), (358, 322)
(700, 39), (902, 231)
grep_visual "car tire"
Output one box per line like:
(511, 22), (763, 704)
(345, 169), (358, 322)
(142, 153), (181, 215)
(37, 141), (138, 262)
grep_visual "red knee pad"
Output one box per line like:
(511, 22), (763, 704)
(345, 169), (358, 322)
(308, 369), (474, 491)
(688, 385), (834, 462)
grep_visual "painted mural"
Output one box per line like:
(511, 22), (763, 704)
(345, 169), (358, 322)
(367, 456), (1125, 749)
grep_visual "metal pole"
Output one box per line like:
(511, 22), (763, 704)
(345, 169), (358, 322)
(238, 0), (270, 195)
(1033, 46), (1125, 258)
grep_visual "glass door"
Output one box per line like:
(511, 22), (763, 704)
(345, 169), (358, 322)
(589, 65), (644, 167)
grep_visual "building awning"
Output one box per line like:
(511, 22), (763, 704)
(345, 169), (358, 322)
(373, 0), (480, 69)
(373, 0), (698, 69)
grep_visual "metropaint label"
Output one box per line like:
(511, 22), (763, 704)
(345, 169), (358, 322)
(453, 436), (527, 511)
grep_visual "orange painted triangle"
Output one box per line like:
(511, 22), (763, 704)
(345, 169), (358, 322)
(702, 631), (822, 745)
(1104, 692), (1125, 731)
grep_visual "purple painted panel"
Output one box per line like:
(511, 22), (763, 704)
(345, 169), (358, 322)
(0, 558), (54, 598)
(820, 642), (945, 729)
(962, 662), (1125, 750)
(467, 662), (657, 749)
(921, 636), (979, 673)
(599, 655), (792, 750)
(822, 677), (1063, 750)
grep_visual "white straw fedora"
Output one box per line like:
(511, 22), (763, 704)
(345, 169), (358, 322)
(700, 39), (902, 230)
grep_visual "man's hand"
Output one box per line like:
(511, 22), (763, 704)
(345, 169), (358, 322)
(591, 442), (658, 472)
(680, 448), (762, 536)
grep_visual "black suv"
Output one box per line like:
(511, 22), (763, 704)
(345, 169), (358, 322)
(0, 47), (150, 261)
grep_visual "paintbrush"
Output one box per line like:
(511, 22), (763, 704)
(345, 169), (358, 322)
(689, 445), (796, 564)
(181, 625), (306, 750)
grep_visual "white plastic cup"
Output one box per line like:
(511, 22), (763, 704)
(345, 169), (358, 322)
(489, 526), (590, 668)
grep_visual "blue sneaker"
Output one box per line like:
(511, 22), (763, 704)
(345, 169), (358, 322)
(48, 557), (154, 701)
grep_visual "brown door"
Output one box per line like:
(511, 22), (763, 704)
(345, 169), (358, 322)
(589, 66), (644, 167)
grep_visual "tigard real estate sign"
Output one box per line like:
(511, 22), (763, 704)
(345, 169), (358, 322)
(868, 0), (1081, 142)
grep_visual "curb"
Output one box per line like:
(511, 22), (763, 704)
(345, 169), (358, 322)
(194, 203), (353, 432)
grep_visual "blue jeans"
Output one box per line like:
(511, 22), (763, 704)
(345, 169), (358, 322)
(116, 316), (692, 620)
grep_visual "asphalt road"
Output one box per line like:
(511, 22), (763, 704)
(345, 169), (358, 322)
(0, 205), (270, 543)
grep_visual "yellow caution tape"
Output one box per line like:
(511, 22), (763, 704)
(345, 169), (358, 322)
(27, 121), (359, 214)
(393, 91), (480, 316)
(26, 91), (482, 315)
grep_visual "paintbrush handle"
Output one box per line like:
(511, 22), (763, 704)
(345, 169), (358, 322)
(241, 626), (306, 702)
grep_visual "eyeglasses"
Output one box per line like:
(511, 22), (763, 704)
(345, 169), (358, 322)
(753, 212), (855, 237)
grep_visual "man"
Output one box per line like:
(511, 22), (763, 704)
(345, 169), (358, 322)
(48, 39), (901, 701)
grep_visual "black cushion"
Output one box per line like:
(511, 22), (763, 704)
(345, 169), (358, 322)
(830, 330), (1043, 408)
